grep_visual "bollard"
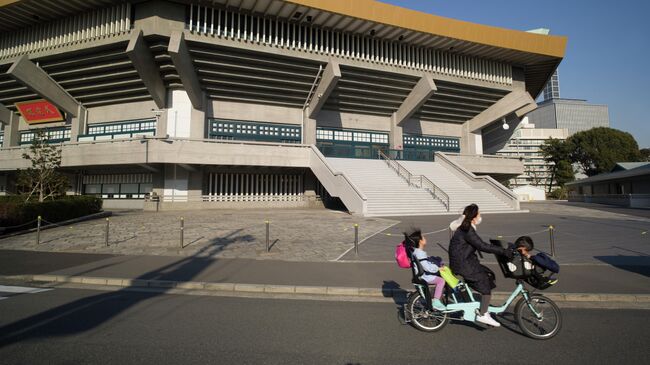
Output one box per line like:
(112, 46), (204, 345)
(105, 218), (110, 247)
(180, 217), (185, 248)
(36, 216), (41, 245)
(265, 220), (270, 252)
(549, 225), (556, 257)
(354, 224), (359, 255)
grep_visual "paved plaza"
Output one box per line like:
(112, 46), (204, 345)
(0, 202), (649, 266)
(340, 202), (650, 265)
(0, 209), (396, 261)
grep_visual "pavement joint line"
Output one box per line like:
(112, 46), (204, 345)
(3, 274), (649, 305)
(332, 221), (401, 262)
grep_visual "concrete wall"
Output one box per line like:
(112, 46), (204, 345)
(0, 139), (313, 171)
(444, 153), (524, 176)
(103, 199), (145, 210)
(87, 100), (159, 124)
(403, 117), (463, 137)
(317, 110), (391, 131)
(210, 100), (302, 125)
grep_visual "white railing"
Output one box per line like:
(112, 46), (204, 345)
(0, 3), (132, 59)
(205, 172), (304, 202)
(154, 194), (305, 203)
(186, 4), (512, 86)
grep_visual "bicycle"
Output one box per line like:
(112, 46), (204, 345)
(404, 241), (562, 340)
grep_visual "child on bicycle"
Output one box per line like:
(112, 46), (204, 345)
(514, 236), (560, 279)
(405, 229), (446, 310)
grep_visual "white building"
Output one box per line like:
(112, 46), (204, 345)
(495, 119), (568, 190)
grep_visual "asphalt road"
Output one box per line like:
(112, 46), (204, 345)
(1, 287), (648, 364)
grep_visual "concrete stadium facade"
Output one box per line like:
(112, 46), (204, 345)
(0, 0), (566, 215)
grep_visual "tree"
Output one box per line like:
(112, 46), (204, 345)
(554, 160), (575, 187)
(16, 129), (69, 202)
(641, 148), (650, 162)
(567, 127), (641, 177)
(540, 137), (574, 193)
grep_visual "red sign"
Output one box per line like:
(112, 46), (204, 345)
(15, 99), (65, 124)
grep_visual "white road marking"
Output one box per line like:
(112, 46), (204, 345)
(0, 285), (53, 294)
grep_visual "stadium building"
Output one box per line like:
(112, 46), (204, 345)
(0, 0), (566, 216)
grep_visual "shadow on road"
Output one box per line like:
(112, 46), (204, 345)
(595, 254), (650, 277)
(381, 280), (409, 325)
(0, 230), (254, 348)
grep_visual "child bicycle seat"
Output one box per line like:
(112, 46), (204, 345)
(405, 245), (434, 310)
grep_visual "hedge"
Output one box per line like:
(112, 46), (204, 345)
(0, 195), (103, 232)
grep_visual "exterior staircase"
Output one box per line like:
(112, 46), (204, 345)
(326, 157), (448, 216)
(400, 160), (516, 213)
(324, 153), (519, 216)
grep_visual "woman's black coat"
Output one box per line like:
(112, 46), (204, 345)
(449, 227), (509, 294)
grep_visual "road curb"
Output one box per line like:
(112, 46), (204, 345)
(3, 274), (649, 307)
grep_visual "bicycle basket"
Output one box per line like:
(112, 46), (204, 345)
(525, 267), (558, 290)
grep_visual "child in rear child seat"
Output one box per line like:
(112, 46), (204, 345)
(514, 236), (560, 281)
(405, 229), (446, 311)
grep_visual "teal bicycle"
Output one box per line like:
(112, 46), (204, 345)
(404, 241), (562, 340)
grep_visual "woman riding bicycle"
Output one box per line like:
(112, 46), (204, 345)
(449, 204), (512, 327)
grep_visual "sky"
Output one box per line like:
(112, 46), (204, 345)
(380, 0), (650, 148)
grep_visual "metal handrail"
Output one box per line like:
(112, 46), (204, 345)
(435, 152), (519, 201)
(377, 150), (412, 184)
(377, 150), (450, 211)
(410, 174), (450, 211)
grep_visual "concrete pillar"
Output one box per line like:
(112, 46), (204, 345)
(2, 112), (20, 148)
(163, 163), (189, 201)
(155, 111), (168, 138)
(460, 123), (483, 155)
(308, 60), (341, 119)
(167, 89), (193, 138)
(7, 56), (80, 117)
(187, 169), (203, 201)
(389, 113), (403, 150)
(69, 105), (87, 142)
(512, 67), (526, 91)
(126, 30), (166, 109)
(190, 93), (207, 139)
(303, 108), (316, 145)
(394, 74), (436, 126)
(168, 31), (203, 110)
(151, 169), (165, 196)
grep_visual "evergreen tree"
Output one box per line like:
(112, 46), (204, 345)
(567, 127), (641, 176)
(540, 137), (574, 193)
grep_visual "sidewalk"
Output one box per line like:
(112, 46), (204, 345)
(1, 250), (648, 296)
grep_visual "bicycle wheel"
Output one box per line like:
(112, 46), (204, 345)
(515, 294), (562, 340)
(407, 291), (448, 332)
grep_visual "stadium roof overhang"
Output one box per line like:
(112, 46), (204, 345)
(0, 0), (566, 123)
(0, 0), (566, 99)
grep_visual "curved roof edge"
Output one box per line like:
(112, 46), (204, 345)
(286, 0), (567, 59)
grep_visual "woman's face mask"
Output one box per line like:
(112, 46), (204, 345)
(474, 215), (482, 226)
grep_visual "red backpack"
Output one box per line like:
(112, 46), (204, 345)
(395, 241), (411, 268)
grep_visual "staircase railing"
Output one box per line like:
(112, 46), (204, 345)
(378, 150), (450, 211)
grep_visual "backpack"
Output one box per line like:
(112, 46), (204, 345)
(395, 241), (411, 268)
(531, 252), (560, 273)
